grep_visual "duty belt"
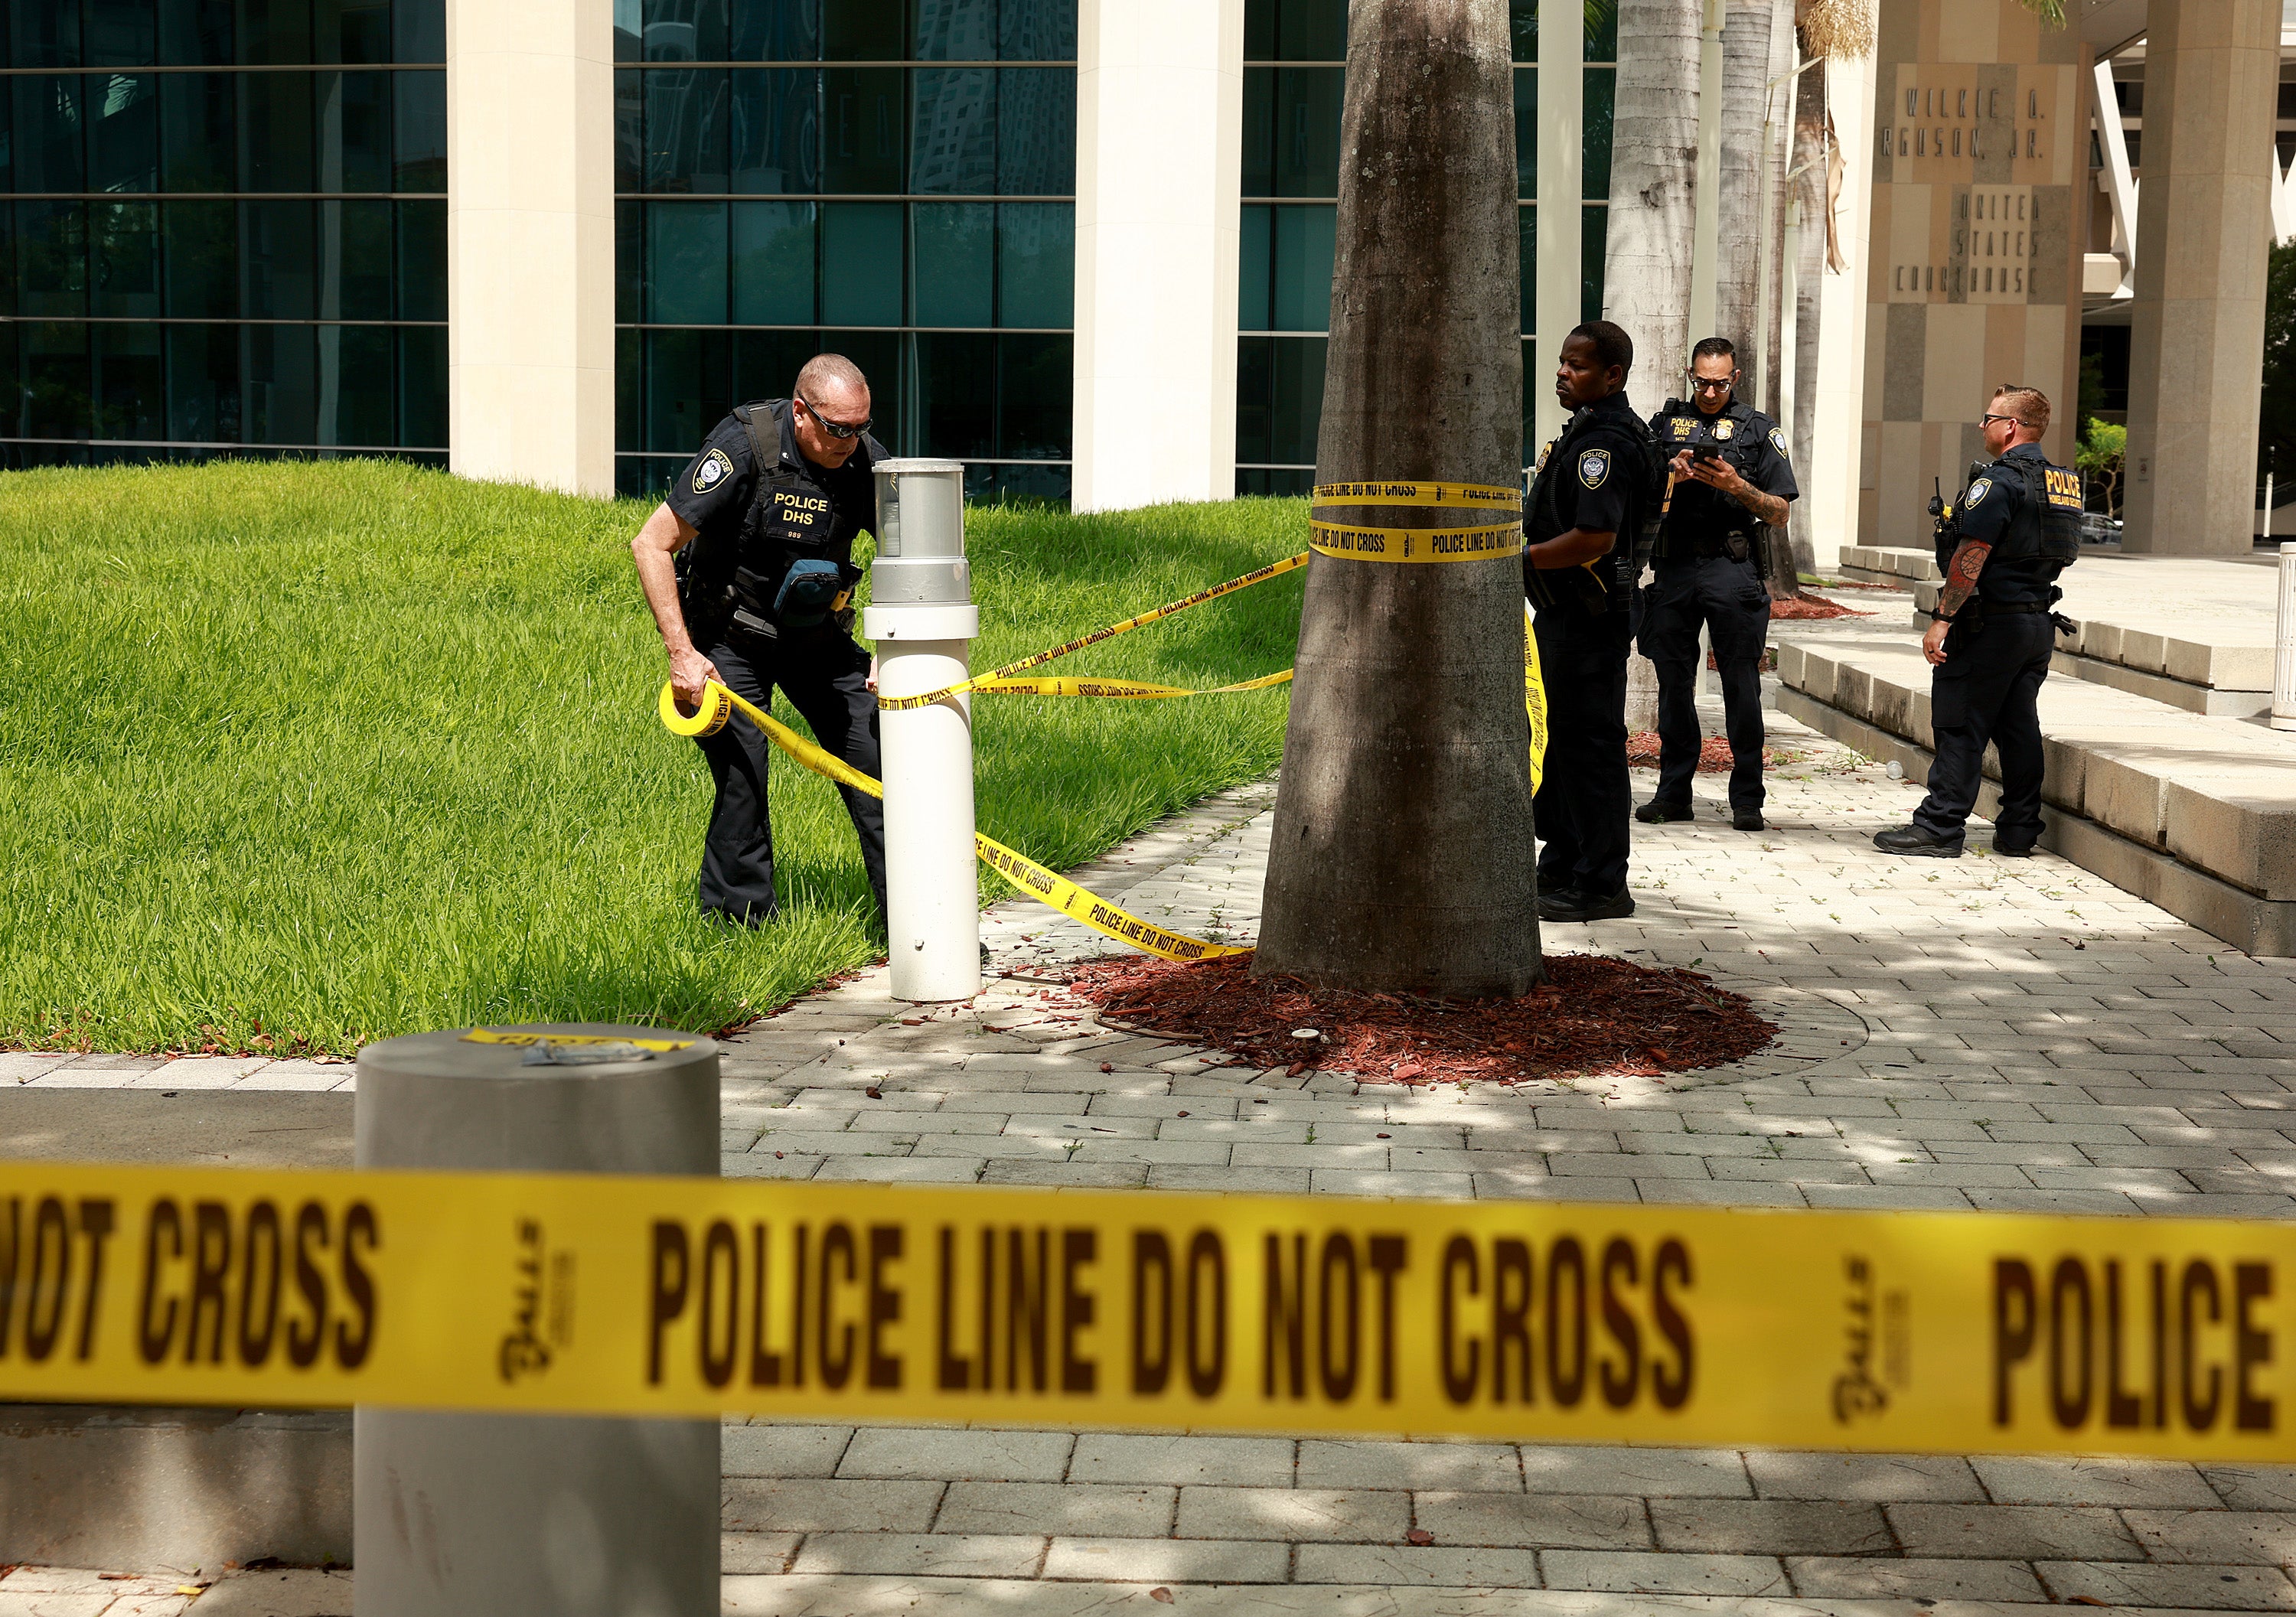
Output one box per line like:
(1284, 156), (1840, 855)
(1978, 601), (2047, 617)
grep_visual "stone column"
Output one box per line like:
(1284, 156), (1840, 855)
(1071, 0), (1244, 511)
(2121, 0), (2281, 555)
(447, 0), (617, 497)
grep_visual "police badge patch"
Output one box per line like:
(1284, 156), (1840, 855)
(1769, 429), (1789, 458)
(1964, 477), (1992, 507)
(692, 447), (734, 494)
(1577, 448), (1610, 489)
(1711, 419), (1736, 441)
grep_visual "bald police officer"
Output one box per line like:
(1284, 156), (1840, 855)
(1875, 384), (2080, 859)
(1638, 337), (1798, 833)
(631, 354), (889, 925)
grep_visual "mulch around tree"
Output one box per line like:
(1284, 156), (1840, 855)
(1061, 951), (1776, 1086)
(1626, 731), (1771, 773)
(1769, 593), (1873, 619)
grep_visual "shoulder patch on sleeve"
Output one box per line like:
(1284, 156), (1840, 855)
(1577, 448), (1611, 490)
(1964, 477), (1992, 507)
(692, 447), (735, 495)
(1769, 429), (1789, 458)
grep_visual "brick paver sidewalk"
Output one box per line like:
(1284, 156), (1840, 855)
(15, 708), (2296, 1615)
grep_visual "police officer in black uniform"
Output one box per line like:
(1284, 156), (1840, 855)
(1524, 320), (1657, 923)
(1639, 337), (1799, 832)
(1875, 384), (2080, 859)
(631, 353), (889, 924)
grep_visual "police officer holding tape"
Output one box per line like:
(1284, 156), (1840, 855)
(631, 354), (889, 925)
(1639, 337), (1798, 833)
(1524, 320), (1658, 924)
(1874, 384), (2080, 859)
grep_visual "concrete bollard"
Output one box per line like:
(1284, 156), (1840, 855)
(2275, 543), (2296, 733)
(866, 459), (983, 1002)
(353, 1024), (719, 1617)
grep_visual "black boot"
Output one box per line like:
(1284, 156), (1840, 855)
(1874, 824), (1964, 858)
(1732, 809), (1765, 832)
(1635, 799), (1693, 824)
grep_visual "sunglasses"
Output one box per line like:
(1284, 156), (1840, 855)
(1687, 375), (1736, 395)
(1979, 412), (2020, 428)
(798, 396), (871, 439)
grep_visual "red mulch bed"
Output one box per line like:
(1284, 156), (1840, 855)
(1062, 951), (1776, 1085)
(1626, 731), (1763, 773)
(1769, 592), (1870, 620)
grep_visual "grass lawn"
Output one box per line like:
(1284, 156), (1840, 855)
(2, 461), (1304, 1054)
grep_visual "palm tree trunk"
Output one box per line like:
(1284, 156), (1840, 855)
(1604, 0), (1702, 385)
(1605, 0), (1703, 732)
(1714, 0), (1773, 351)
(1254, 0), (1539, 997)
(1786, 47), (1828, 581)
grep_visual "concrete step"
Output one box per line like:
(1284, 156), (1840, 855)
(0, 1405), (351, 1571)
(1776, 632), (2296, 957)
(1835, 544), (1939, 589)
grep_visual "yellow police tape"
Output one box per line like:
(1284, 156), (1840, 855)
(658, 680), (1246, 963)
(1525, 605), (1548, 793)
(878, 552), (1311, 712)
(970, 670), (1296, 701)
(1308, 520), (1525, 564)
(1312, 480), (1523, 510)
(5, 1159), (2291, 1461)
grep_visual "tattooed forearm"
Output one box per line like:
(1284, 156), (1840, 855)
(1732, 484), (1789, 527)
(1935, 539), (1991, 618)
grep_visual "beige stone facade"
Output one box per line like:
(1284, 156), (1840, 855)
(1859, 2), (2088, 551)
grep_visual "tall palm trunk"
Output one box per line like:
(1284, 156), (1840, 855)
(1785, 46), (1829, 579)
(1254, 0), (1538, 996)
(1604, 0), (1702, 386)
(1714, 0), (1773, 353)
(1603, 0), (1702, 730)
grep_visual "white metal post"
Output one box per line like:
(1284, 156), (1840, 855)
(2274, 542), (2296, 732)
(866, 461), (983, 1001)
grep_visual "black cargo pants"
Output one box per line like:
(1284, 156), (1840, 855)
(692, 628), (888, 925)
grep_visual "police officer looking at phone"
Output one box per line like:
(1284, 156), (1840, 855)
(1639, 337), (1799, 833)
(1874, 384), (2079, 860)
(1523, 320), (1657, 924)
(630, 353), (889, 925)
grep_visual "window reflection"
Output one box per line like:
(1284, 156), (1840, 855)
(822, 68), (902, 191)
(996, 200), (1069, 327)
(910, 68), (994, 194)
(647, 67), (732, 191)
(910, 201), (991, 325)
(995, 67), (1071, 193)
(732, 70), (817, 191)
(732, 200), (815, 322)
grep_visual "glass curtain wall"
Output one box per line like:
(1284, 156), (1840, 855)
(1236, 0), (1614, 494)
(615, 0), (1078, 500)
(1, 0), (448, 468)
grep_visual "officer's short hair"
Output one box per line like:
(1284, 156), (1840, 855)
(1567, 321), (1634, 379)
(796, 352), (869, 402)
(1989, 383), (2050, 435)
(1691, 337), (1736, 365)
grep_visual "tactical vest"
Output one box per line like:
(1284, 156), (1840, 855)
(1939, 452), (2082, 588)
(1649, 398), (1766, 563)
(678, 400), (860, 646)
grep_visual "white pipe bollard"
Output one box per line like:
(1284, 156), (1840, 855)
(2273, 542), (2296, 732)
(866, 460), (982, 1002)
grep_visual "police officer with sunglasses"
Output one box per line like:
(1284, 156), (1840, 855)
(631, 354), (890, 927)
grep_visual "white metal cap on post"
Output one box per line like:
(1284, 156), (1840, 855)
(866, 460), (983, 1001)
(2273, 542), (2296, 732)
